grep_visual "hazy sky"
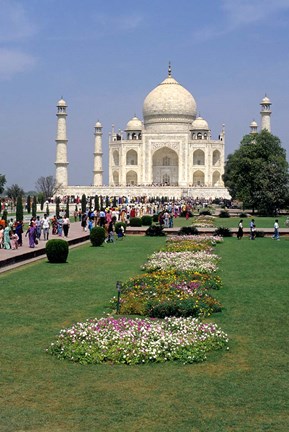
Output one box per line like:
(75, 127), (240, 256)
(1, 0), (289, 190)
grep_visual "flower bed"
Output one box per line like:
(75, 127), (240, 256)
(47, 316), (229, 365)
(142, 251), (220, 273)
(112, 270), (222, 316)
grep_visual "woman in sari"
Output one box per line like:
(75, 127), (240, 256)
(3, 226), (11, 249)
(26, 222), (37, 248)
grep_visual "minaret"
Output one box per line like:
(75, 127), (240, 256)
(260, 95), (272, 132)
(250, 120), (258, 135)
(93, 121), (103, 186)
(55, 98), (68, 187)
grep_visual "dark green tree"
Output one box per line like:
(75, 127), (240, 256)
(26, 195), (31, 213)
(105, 195), (110, 208)
(223, 130), (289, 215)
(16, 196), (24, 222)
(81, 194), (87, 213)
(0, 174), (6, 194)
(100, 195), (103, 209)
(38, 193), (45, 211)
(66, 199), (69, 217)
(55, 196), (61, 218)
(113, 196), (117, 207)
(32, 196), (37, 217)
(46, 204), (50, 216)
(94, 195), (99, 211)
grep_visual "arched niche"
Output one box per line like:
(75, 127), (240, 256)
(113, 171), (119, 185)
(212, 171), (221, 186)
(152, 147), (178, 185)
(193, 149), (205, 166)
(193, 170), (205, 186)
(126, 149), (138, 165)
(213, 150), (221, 166)
(126, 170), (138, 185)
(113, 150), (119, 166)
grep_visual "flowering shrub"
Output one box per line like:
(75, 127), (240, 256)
(164, 235), (223, 252)
(47, 316), (229, 365)
(192, 215), (216, 228)
(142, 251), (220, 273)
(111, 270), (222, 316)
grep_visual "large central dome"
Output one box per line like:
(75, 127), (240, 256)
(143, 69), (197, 128)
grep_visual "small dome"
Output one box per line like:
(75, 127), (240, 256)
(95, 121), (102, 128)
(250, 120), (258, 127)
(261, 95), (271, 104)
(125, 116), (142, 131)
(143, 74), (197, 125)
(191, 116), (209, 130)
(57, 98), (67, 107)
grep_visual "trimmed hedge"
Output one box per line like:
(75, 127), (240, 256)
(141, 215), (153, 226)
(90, 226), (106, 246)
(214, 226), (232, 237)
(46, 239), (69, 263)
(145, 225), (166, 237)
(219, 210), (230, 218)
(178, 226), (199, 236)
(129, 217), (142, 227)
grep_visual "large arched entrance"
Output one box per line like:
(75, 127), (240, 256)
(152, 147), (178, 185)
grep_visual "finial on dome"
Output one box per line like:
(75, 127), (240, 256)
(168, 62), (172, 77)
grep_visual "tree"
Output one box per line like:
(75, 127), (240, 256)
(55, 196), (61, 218)
(26, 195), (31, 213)
(223, 130), (289, 215)
(94, 195), (99, 211)
(6, 184), (24, 205)
(32, 195), (37, 217)
(0, 174), (6, 194)
(16, 196), (24, 222)
(35, 176), (58, 200)
(81, 194), (87, 213)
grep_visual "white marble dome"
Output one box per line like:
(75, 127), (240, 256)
(125, 115), (142, 131)
(143, 74), (197, 125)
(57, 98), (67, 107)
(191, 116), (209, 130)
(261, 96), (271, 104)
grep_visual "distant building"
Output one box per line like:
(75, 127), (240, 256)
(54, 67), (271, 200)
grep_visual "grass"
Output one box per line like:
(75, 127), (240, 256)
(1, 235), (289, 431)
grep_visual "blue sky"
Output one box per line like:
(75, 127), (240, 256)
(1, 0), (289, 190)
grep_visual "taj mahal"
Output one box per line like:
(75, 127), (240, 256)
(54, 65), (272, 200)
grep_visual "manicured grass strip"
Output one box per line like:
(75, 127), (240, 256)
(1, 236), (289, 431)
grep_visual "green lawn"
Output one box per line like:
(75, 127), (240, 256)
(1, 236), (288, 431)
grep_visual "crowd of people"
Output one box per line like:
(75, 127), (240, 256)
(0, 212), (71, 250)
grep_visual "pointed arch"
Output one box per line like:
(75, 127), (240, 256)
(193, 149), (205, 166)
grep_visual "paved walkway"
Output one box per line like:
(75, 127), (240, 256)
(0, 222), (90, 273)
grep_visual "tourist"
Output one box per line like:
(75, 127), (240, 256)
(81, 212), (88, 231)
(42, 214), (50, 241)
(15, 221), (23, 246)
(237, 219), (243, 239)
(10, 230), (19, 250)
(26, 222), (37, 248)
(273, 219), (280, 240)
(57, 215), (64, 237)
(0, 225), (4, 248)
(36, 216), (42, 240)
(63, 214), (70, 237)
(3, 226), (11, 249)
(52, 215), (58, 235)
(250, 219), (256, 240)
